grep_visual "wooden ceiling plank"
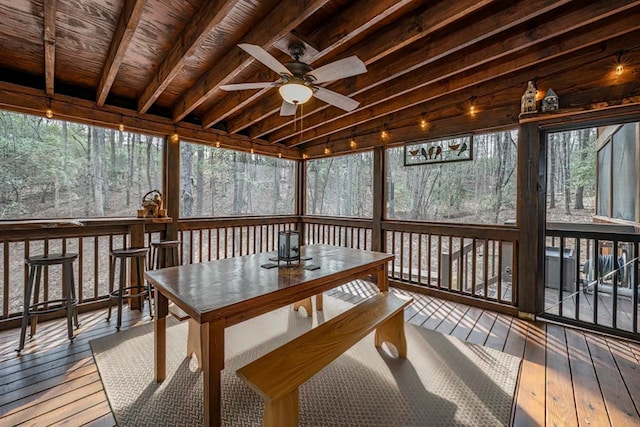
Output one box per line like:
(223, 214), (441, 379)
(171, 0), (331, 123)
(271, 0), (640, 145)
(224, 0), (499, 134)
(246, 0), (571, 140)
(286, 13), (640, 147)
(44, 0), (56, 96)
(96, 0), (148, 107)
(199, 0), (418, 128)
(136, 0), (239, 114)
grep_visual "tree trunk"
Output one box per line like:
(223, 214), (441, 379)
(573, 128), (590, 210)
(93, 127), (105, 216)
(126, 133), (134, 207)
(196, 146), (204, 215)
(562, 132), (571, 215)
(181, 143), (194, 216)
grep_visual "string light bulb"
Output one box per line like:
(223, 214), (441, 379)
(419, 113), (428, 131)
(468, 96), (477, 116)
(118, 122), (124, 132)
(324, 145), (331, 155)
(215, 139), (220, 148)
(250, 144), (254, 154)
(350, 139), (357, 149)
(615, 52), (624, 75)
(302, 153), (309, 160)
(170, 130), (179, 143)
(45, 98), (53, 119)
(380, 124), (389, 141)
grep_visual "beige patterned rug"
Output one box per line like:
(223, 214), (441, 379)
(91, 296), (521, 426)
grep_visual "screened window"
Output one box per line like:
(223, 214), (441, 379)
(386, 130), (517, 224)
(0, 110), (163, 219)
(179, 142), (296, 217)
(611, 124), (636, 221)
(305, 152), (373, 218)
(597, 142), (611, 217)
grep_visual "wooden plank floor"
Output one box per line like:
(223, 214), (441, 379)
(1, 281), (639, 426)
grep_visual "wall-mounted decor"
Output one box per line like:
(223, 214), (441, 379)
(520, 80), (538, 114)
(404, 134), (473, 166)
(541, 88), (559, 112)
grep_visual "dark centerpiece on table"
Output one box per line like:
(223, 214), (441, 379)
(277, 230), (300, 267)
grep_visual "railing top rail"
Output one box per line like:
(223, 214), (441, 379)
(547, 222), (640, 241)
(383, 220), (518, 240)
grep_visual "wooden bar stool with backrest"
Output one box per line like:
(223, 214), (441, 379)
(17, 253), (79, 352)
(107, 247), (151, 330)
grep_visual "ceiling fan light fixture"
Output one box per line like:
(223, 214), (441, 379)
(279, 82), (313, 105)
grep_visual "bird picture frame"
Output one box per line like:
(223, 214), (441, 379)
(404, 134), (473, 166)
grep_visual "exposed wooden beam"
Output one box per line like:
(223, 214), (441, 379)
(246, 0), (571, 140)
(199, 0), (419, 128)
(305, 47), (640, 152)
(224, 0), (500, 134)
(43, 0), (56, 96)
(0, 81), (299, 159)
(137, 0), (239, 114)
(171, 0), (331, 123)
(276, 2), (640, 146)
(97, 0), (148, 107)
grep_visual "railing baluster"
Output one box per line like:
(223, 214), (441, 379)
(575, 237), (581, 321)
(633, 242), (638, 334)
(408, 232), (413, 283)
(78, 237), (83, 304)
(483, 239), (489, 300)
(417, 233), (422, 286)
(3, 241), (9, 318)
(593, 239), (599, 325)
(472, 238), (477, 297)
(612, 239), (618, 329)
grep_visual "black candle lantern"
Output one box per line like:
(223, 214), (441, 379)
(278, 230), (300, 266)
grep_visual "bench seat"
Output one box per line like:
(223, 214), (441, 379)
(236, 292), (412, 426)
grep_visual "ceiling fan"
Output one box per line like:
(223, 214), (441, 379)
(220, 43), (367, 116)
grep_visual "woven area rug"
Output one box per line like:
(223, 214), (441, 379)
(91, 296), (521, 426)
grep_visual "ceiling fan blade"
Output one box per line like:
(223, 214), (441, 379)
(280, 101), (298, 116)
(239, 43), (290, 75)
(313, 87), (360, 112)
(308, 56), (367, 83)
(220, 82), (275, 91)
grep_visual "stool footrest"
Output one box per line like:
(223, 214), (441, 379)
(28, 298), (77, 315)
(109, 286), (149, 299)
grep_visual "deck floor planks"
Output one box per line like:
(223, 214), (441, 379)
(0, 280), (638, 427)
(544, 323), (578, 427)
(512, 322), (547, 427)
(565, 328), (610, 426)
(585, 334), (640, 425)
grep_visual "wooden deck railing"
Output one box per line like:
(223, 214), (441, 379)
(1, 215), (520, 328)
(177, 216), (299, 264)
(544, 222), (640, 339)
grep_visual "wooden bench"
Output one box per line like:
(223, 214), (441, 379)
(236, 292), (412, 427)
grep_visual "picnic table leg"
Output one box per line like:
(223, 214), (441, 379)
(154, 291), (168, 381)
(375, 310), (407, 358)
(376, 262), (389, 292)
(264, 390), (299, 427)
(187, 318), (204, 369)
(203, 319), (225, 427)
(293, 298), (313, 316)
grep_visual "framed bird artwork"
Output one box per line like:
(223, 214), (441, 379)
(404, 134), (473, 166)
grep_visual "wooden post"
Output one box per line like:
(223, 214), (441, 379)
(517, 122), (545, 318)
(372, 146), (384, 252)
(166, 135), (180, 241)
(297, 158), (306, 244)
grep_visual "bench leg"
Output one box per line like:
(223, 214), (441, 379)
(293, 298), (312, 317)
(187, 318), (203, 369)
(315, 293), (323, 311)
(374, 310), (407, 358)
(263, 390), (299, 427)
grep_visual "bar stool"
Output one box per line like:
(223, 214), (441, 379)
(17, 253), (79, 352)
(107, 247), (151, 330)
(150, 240), (180, 269)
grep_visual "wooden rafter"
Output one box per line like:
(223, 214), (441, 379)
(273, 0), (640, 146)
(247, 0), (571, 141)
(137, 0), (239, 114)
(302, 31), (640, 152)
(171, 0), (331, 123)
(96, 0), (148, 106)
(198, 0), (420, 128)
(221, 0), (499, 134)
(43, 0), (56, 96)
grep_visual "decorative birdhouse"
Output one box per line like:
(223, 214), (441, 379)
(520, 80), (538, 114)
(541, 88), (559, 112)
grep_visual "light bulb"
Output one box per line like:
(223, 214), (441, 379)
(119, 123), (124, 132)
(250, 146), (254, 154)
(616, 63), (624, 75)
(45, 109), (53, 119)
(170, 133), (179, 143)
(215, 140), (220, 148)
(302, 153), (308, 160)
(419, 118), (428, 130)
(350, 139), (357, 149)
(469, 105), (476, 116)
(380, 129), (389, 141)
(278, 152), (282, 158)
(323, 146), (331, 155)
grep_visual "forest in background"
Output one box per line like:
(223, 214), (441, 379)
(0, 111), (162, 219)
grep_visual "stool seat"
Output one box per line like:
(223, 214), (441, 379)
(111, 247), (149, 257)
(150, 240), (180, 248)
(25, 253), (78, 265)
(17, 252), (79, 352)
